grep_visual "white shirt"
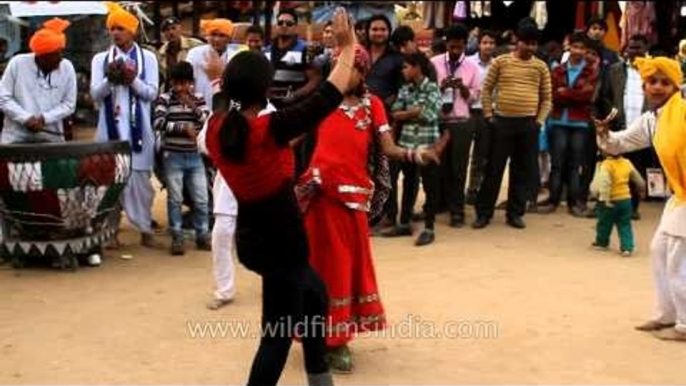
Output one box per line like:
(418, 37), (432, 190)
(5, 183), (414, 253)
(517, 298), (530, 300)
(623, 65), (644, 125)
(466, 53), (493, 109)
(598, 111), (686, 238)
(0, 53), (76, 144)
(91, 44), (159, 171)
(186, 44), (246, 111)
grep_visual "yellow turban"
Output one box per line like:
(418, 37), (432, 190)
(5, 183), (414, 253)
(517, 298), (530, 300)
(635, 56), (683, 88)
(635, 57), (686, 204)
(29, 18), (70, 55)
(105, 2), (139, 34)
(200, 19), (234, 37)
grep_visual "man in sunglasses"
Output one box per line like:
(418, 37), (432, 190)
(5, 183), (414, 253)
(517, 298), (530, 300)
(265, 9), (322, 176)
(265, 9), (317, 108)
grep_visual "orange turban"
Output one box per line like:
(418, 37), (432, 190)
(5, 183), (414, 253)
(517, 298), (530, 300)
(200, 19), (234, 37)
(105, 2), (139, 34)
(635, 56), (683, 88)
(29, 18), (70, 56)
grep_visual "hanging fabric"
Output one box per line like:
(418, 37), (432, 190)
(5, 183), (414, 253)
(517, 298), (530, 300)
(471, 1), (483, 18)
(621, 1), (657, 49)
(604, 10), (622, 52)
(530, 1), (548, 30)
(423, 1), (447, 30)
(453, 1), (467, 20)
(484, 1), (492, 17)
(590, 1), (599, 17)
(575, 1), (587, 31)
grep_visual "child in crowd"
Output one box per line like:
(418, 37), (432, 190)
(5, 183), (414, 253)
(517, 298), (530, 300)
(591, 152), (646, 256)
(153, 62), (211, 255)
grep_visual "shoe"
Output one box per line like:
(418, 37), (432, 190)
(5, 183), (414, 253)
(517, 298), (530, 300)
(141, 233), (165, 249)
(171, 238), (185, 256)
(621, 250), (633, 257)
(526, 201), (539, 214)
(307, 372), (334, 386)
(506, 216), (526, 229)
(472, 217), (490, 229)
(570, 205), (587, 218)
(449, 213), (465, 228)
(592, 242), (609, 251)
(87, 253), (102, 266)
(632, 211), (641, 221)
(206, 298), (233, 310)
(538, 204), (557, 214)
(415, 229), (435, 246)
(381, 224), (412, 237)
(325, 345), (353, 374)
(411, 212), (426, 222)
(196, 236), (212, 251)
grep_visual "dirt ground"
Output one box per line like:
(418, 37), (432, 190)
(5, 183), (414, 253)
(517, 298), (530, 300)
(1, 192), (685, 384)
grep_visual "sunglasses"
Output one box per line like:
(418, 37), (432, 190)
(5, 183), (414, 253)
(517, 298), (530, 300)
(278, 20), (296, 27)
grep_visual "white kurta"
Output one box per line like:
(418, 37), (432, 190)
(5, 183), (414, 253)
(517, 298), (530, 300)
(90, 45), (159, 171)
(90, 45), (159, 234)
(0, 53), (76, 144)
(186, 44), (246, 111)
(599, 111), (686, 333)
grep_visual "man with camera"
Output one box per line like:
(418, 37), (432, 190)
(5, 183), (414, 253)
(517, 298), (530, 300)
(429, 24), (481, 228)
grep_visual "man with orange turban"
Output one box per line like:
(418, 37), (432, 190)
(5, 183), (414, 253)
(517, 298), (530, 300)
(186, 18), (246, 111)
(91, 2), (163, 249)
(596, 56), (686, 342)
(0, 18), (76, 144)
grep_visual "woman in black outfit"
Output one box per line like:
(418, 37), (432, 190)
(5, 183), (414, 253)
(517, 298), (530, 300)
(204, 8), (356, 386)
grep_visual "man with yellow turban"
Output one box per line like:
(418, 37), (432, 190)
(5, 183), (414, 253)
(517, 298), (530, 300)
(596, 56), (686, 342)
(0, 18), (76, 144)
(91, 2), (163, 249)
(186, 18), (246, 111)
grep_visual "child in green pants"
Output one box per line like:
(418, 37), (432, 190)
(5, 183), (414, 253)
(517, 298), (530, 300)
(590, 154), (646, 256)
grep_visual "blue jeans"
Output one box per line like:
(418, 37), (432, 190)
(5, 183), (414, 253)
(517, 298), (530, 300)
(548, 125), (588, 207)
(163, 151), (209, 239)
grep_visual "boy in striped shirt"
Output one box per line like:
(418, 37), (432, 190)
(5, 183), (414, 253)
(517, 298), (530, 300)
(154, 61), (211, 255)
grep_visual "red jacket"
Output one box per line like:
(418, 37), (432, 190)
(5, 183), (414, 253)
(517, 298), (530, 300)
(550, 61), (598, 123)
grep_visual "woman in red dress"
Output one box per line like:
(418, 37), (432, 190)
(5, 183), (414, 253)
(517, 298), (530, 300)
(296, 45), (442, 373)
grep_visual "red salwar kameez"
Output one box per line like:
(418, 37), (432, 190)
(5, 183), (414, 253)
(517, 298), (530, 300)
(297, 93), (388, 347)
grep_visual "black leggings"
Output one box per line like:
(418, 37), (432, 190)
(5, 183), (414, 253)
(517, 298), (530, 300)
(247, 266), (329, 385)
(236, 190), (330, 385)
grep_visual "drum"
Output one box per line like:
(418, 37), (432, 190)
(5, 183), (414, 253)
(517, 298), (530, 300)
(0, 141), (131, 269)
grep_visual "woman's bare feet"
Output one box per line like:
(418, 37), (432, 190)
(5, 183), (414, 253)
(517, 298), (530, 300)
(635, 320), (676, 332)
(652, 328), (686, 341)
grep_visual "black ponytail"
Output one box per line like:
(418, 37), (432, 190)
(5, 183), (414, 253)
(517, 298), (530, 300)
(219, 107), (250, 162)
(215, 50), (274, 163)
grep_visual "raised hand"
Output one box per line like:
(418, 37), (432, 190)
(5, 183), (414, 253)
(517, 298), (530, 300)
(204, 50), (225, 82)
(331, 7), (354, 48)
